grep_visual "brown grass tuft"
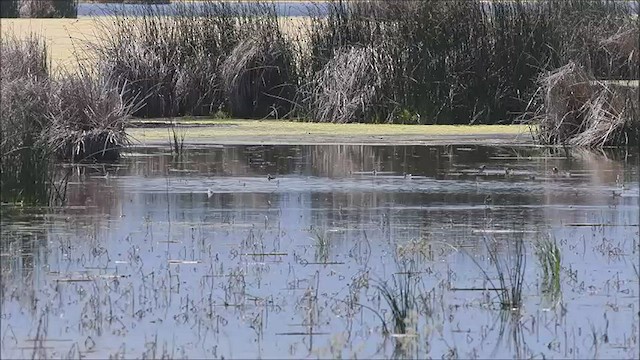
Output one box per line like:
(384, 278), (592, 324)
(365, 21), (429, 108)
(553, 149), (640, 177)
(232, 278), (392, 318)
(220, 34), (297, 119)
(537, 62), (595, 145)
(175, 51), (223, 117)
(569, 83), (639, 148)
(0, 33), (49, 81)
(535, 61), (639, 148)
(47, 67), (141, 161)
(304, 46), (396, 123)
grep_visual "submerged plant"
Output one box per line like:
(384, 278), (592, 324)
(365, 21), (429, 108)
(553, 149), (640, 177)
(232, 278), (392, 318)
(311, 228), (330, 263)
(467, 235), (527, 311)
(168, 123), (185, 157)
(374, 265), (421, 335)
(535, 235), (562, 303)
(492, 309), (530, 359)
(491, 236), (526, 311)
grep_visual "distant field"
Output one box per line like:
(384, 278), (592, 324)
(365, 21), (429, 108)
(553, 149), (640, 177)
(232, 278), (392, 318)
(1, 18), (102, 70)
(0, 16), (310, 71)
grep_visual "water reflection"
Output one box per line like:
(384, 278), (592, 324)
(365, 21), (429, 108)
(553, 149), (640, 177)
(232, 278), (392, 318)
(1, 144), (638, 359)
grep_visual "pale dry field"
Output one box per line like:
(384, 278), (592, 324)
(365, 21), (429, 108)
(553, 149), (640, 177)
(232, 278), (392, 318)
(0, 16), (311, 71)
(1, 18), (103, 70)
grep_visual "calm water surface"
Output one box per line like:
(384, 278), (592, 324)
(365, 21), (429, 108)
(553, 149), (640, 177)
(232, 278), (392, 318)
(76, 0), (638, 17)
(1, 144), (638, 359)
(78, 1), (327, 17)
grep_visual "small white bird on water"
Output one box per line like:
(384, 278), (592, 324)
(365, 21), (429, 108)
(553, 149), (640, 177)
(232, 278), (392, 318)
(207, 188), (214, 198)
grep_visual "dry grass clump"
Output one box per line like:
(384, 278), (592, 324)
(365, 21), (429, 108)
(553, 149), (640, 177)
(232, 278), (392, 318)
(304, 46), (396, 123)
(534, 16), (639, 148)
(98, 35), (183, 118)
(303, 0), (532, 124)
(1, 33), (140, 204)
(174, 51), (223, 117)
(536, 62), (596, 145)
(535, 61), (639, 148)
(79, 0), (638, 125)
(0, 33), (49, 81)
(47, 67), (141, 161)
(569, 84), (639, 148)
(221, 34), (297, 119)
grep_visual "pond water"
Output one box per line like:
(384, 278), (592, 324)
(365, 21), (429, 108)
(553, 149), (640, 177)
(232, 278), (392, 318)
(78, 1), (327, 17)
(1, 144), (639, 359)
(76, 0), (638, 17)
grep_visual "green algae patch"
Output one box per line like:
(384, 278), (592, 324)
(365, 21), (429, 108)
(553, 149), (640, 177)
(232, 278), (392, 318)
(127, 119), (535, 146)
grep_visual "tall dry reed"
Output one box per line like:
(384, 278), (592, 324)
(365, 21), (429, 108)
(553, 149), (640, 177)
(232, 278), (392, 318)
(302, 0), (636, 125)
(95, 0), (293, 118)
(0, 34), (53, 204)
(1, 32), (141, 204)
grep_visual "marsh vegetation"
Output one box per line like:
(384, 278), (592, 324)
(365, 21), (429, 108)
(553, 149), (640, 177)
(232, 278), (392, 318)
(1, 3), (639, 356)
(0, 34), (138, 204)
(84, 0), (638, 126)
(2, 0), (637, 203)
